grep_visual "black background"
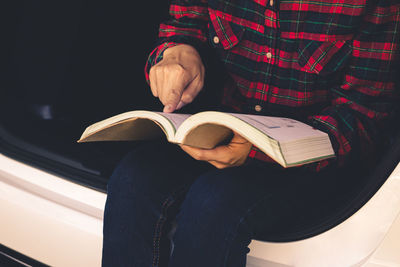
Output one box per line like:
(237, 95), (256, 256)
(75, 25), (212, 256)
(1, 0), (172, 122)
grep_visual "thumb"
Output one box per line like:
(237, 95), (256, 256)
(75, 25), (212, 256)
(163, 88), (184, 113)
(162, 67), (191, 112)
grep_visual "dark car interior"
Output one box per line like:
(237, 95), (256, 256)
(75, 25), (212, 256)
(1, 0), (400, 247)
(1, 0), (173, 191)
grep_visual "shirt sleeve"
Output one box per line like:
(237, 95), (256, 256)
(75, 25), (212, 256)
(144, 0), (209, 83)
(305, 2), (400, 171)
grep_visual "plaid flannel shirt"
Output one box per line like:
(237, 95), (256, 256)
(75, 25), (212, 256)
(145, 0), (400, 170)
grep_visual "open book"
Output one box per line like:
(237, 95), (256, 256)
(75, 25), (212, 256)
(78, 110), (335, 168)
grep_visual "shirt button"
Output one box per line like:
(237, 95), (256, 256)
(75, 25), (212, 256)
(270, 0), (274, 6)
(213, 36), (220, 44)
(266, 52), (272, 59)
(254, 105), (262, 112)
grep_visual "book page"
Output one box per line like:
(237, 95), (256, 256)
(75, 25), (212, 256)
(155, 112), (191, 132)
(230, 113), (325, 142)
(79, 110), (179, 142)
(79, 118), (165, 142)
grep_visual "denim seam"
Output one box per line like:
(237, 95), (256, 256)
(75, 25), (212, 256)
(152, 186), (188, 267)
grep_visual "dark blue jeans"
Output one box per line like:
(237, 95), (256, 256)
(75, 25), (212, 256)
(102, 142), (351, 267)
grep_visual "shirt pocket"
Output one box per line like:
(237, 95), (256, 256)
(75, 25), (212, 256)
(297, 39), (352, 76)
(208, 8), (246, 50)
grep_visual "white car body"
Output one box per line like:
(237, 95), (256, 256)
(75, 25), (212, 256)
(1, 153), (399, 267)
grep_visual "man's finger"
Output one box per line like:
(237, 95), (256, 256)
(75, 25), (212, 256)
(180, 145), (205, 160)
(163, 88), (183, 112)
(161, 65), (191, 112)
(179, 74), (203, 106)
(176, 100), (187, 110)
(208, 160), (229, 169)
(180, 145), (230, 168)
(180, 144), (232, 163)
(176, 76), (202, 110)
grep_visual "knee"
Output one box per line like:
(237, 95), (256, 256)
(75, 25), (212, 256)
(107, 142), (181, 199)
(179, 171), (240, 220)
(107, 145), (155, 198)
(172, 171), (254, 255)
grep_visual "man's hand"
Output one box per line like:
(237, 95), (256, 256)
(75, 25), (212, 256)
(149, 44), (205, 113)
(180, 132), (253, 169)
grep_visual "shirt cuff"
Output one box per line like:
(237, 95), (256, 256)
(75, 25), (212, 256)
(144, 42), (180, 84)
(247, 145), (277, 164)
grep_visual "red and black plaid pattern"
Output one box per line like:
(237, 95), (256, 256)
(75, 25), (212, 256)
(145, 0), (400, 170)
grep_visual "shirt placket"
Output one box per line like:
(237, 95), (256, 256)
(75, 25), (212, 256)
(253, 0), (279, 114)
